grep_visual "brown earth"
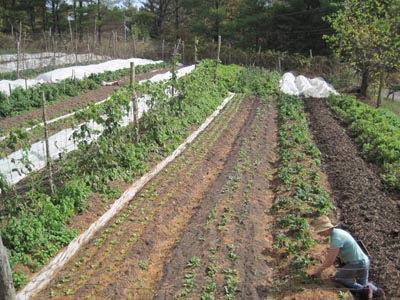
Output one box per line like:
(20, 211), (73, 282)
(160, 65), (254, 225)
(304, 97), (400, 298)
(4, 76), (398, 299)
(27, 94), (282, 300)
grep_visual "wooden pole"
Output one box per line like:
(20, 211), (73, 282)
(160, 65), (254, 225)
(277, 51), (282, 73)
(194, 36), (198, 65)
(182, 40), (185, 65)
(130, 61), (135, 84)
(377, 64), (385, 108)
(171, 39), (181, 98)
(42, 91), (54, 194)
(229, 42), (232, 65)
(132, 33), (136, 58)
(16, 41), (20, 79)
(130, 62), (139, 144)
(93, 18), (97, 48)
(162, 39), (165, 61)
(16, 22), (22, 79)
(215, 36), (221, 82)
(0, 235), (16, 300)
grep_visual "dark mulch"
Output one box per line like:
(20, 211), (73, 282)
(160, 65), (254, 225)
(304, 97), (400, 298)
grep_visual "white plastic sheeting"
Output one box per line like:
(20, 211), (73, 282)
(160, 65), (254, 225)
(0, 65), (195, 185)
(0, 52), (109, 73)
(0, 57), (162, 95)
(280, 72), (337, 98)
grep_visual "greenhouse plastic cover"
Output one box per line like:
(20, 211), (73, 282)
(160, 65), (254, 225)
(280, 72), (337, 98)
(0, 57), (163, 95)
(0, 64), (195, 185)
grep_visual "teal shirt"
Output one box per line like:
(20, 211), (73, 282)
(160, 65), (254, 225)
(330, 228), (368, 264)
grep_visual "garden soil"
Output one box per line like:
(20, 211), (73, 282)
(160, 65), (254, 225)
(304, 98), (400, 298)
(5, 79), (399, 299)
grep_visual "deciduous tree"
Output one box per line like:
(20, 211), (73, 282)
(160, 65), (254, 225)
(324, 0), (400, 100)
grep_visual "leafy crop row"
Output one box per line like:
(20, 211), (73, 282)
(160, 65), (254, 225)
(172, 71), (280, 298)
(0, 60), (251, 289)
(40, 68), (280, 298)
(0, 62), (168, 121)
(271, 93), (334, 287)
(328, 94), (400, 189)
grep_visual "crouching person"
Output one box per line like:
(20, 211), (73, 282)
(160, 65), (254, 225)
(311, 215), (386, 300)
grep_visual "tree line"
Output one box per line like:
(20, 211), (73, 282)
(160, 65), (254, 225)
(0, 0), (340, 55)
(0, 0), (399, 100)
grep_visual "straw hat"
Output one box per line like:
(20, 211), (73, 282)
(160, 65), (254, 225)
(312, 215), (336, 233)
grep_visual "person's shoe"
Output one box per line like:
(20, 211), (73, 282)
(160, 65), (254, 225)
(375, 288), (386, 300)
(363, 284), (373, 300)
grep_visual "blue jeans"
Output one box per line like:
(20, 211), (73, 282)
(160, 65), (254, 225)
(334, 259), (377, 292)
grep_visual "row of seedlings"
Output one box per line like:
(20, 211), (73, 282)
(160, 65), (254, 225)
(270, 93), (334, 292)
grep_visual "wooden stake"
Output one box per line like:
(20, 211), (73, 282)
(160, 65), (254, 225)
(16, 41), (20, 79)
(162, 39), (165, 60)
(377, 64), (385, 108)
(130, 61), (135, 85)
(130, 62), (139, 144)
(16, 22), (22, 79)
(182, 40), (185, 65)
(277, 51), (282, 73)
(0, 236), (16, 300)
(42, 91), (54, 194)
(215, 35), (221, 82)
(132, 33), (136, 57)
(194, 37), (198, 65)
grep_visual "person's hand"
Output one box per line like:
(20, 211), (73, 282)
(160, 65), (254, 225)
(309, 273), (320, 280)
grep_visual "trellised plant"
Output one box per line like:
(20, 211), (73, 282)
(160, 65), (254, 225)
(0, 62), (168, 121)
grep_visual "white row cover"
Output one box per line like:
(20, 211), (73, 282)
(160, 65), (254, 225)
(0, 57), (162, 95)
(0, 52), (66, 63)
(0, 52), (109, 73)
(280, 72), (337, 98)
(0, 65), (195, 185)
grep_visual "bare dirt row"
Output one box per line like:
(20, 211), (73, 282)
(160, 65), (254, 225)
(29, 94), (279, 300)
(304, 98), (400, 298)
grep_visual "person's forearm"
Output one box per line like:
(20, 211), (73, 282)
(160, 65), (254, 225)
(315, 261), (331, 275)
(313, 248), (339, 275)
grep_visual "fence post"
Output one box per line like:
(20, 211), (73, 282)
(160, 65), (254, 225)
(16, 21), (22, 79)
(194, 36), (198, 65)
(162, 39), (165, 61)
(132, 33), (136, 58)
(377, 63), (385, 108)
(214, 36), (221, 82)
(130, 62), (139, 145)
(182, 40), (185, 65)
(277, 51), (282, 73)
(0, 235), (17, 300)
(42, 90), (54, 194)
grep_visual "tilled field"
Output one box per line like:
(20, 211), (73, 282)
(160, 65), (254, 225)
(28, 95), (279, 300)
(304, 98), (400, 298)
(13, 94), (399, 300)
